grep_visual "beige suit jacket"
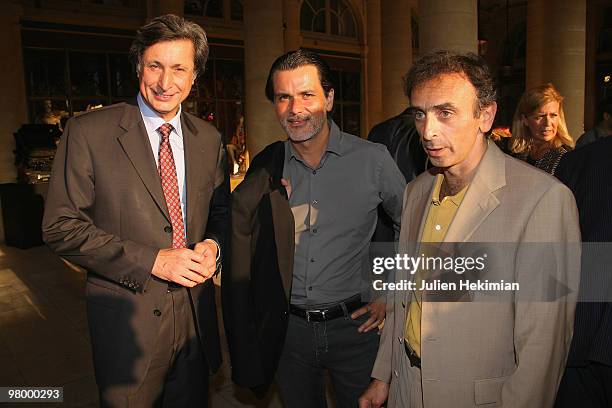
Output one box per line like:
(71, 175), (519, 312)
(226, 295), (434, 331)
(371, 142), (580, 407)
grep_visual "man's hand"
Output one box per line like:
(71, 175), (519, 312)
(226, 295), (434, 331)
(358, 379), (389, 408)
(151, 248), (209, 287)
(351, 301), (386, 333)
(193, 239), (219, 278)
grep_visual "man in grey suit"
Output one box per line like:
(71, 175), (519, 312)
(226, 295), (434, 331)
(42, 15), (229, 407)
(359, 51), (580, 407)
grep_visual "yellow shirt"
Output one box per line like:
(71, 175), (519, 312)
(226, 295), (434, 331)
(405, 174), (469, 357)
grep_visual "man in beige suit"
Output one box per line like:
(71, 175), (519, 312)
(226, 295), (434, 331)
(360, 51), (580, 407)
(43, 15), (229, 407)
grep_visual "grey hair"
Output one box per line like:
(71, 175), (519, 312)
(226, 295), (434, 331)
(130, 14), (209, 79)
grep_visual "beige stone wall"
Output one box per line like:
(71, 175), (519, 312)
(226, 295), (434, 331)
(381, 0), (412, 120)
(243, 0), (285, 157)
(418, 0), (478, 54)
(365, 0), (383, 133)
(0, 3), (27, 184)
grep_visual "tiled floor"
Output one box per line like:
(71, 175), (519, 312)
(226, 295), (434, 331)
(0, 244), (284, 408)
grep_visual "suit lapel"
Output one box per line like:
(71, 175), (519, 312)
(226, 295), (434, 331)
(182, 113), (207, 244)
(444, 142), (506, 243)
(117, 103), (170, 223)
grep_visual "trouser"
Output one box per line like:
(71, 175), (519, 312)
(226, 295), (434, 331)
(276, 310), (379, 408)
(99, 288), (209, 408)
(555, 362), (612, 408)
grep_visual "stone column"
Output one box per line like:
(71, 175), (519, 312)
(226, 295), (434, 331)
(418, 0), (477, 54)
(283, 0), (302, 51)
(365, 0), (383, 131)
(381, 0), (412, 119)
(243, 0), (285, 157)
(526, 0), (586, 139)
(0, 3), (26, 184)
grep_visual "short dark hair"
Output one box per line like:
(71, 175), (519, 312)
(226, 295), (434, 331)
(404, 50), (497, 116)
(130, 14), (209, 79)
(265, 49), (334, 102)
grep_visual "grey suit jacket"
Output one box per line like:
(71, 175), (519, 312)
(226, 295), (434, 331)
(42, 101), (229, 390)
(371, 142), (580, 407)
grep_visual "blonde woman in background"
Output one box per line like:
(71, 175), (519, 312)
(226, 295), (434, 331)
(509, 83), (574, 175)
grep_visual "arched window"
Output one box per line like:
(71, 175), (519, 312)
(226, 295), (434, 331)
(300, 0), (358, 39)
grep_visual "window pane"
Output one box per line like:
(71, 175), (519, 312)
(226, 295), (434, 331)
(109, 53), (137, 97)
(185, 0), (204, 15)
(231, 0), (243, 21)
(330, 70), (341, 100)
(215, 60), (244, 99)
(69, 52), (109, 97)
(87, 0), (130, 5)
(330, 12), (339, 36)
(342, 104), (360, 136)
(301, 0), (326, 32)
(198, 63), (215, 99)
(300, 2), (314, 31)
(332, 106), (342, 128)
(24, 49), (67, 97)
(204, 0), (223, 18)
(339, 5), (356, 38)
(312, 10), (326, 33)
(342, 71), (360, 102)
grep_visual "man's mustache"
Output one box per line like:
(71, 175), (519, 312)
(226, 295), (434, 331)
(286, 115), (311, 123)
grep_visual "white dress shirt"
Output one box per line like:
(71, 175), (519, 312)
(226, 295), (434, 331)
(137, 93), (186, 224)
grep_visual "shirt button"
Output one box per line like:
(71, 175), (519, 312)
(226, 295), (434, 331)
(164, 226), (172, 233)
(312, 170), (317, 175)
(310, 258), (315, 262)
(312, 228), (318, 234)
(434, 224), (441, 231)
(153, 309), (162, 317)
(312, 199), (318, 206)
(308, 286), (313, 291)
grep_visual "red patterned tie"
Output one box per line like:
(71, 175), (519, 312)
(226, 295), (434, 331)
(157, 123), (187, 249)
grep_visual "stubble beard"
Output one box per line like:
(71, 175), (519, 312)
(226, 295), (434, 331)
(282, 112), (326, 143)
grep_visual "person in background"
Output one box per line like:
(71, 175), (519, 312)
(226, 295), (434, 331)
(555, 136), (612, 408)
(576, 97), (612, 148)
(509, 83), (574, 175)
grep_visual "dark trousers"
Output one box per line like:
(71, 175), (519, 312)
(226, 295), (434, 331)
(99, 288), (209, 408)
(555, 362), (612, 408)
(276, 311), (379, 408)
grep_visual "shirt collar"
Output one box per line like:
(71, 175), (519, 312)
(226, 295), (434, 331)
(287, 120), (344, 161)
(137, 93), (183, 138)
(431, 174), (469, 206)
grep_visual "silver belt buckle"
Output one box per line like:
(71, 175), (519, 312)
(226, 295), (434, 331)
(306, 309), (321, 322)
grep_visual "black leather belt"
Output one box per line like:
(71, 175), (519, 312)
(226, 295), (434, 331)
(404, 341), (421, 368)
(290, 295), (364, 322)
